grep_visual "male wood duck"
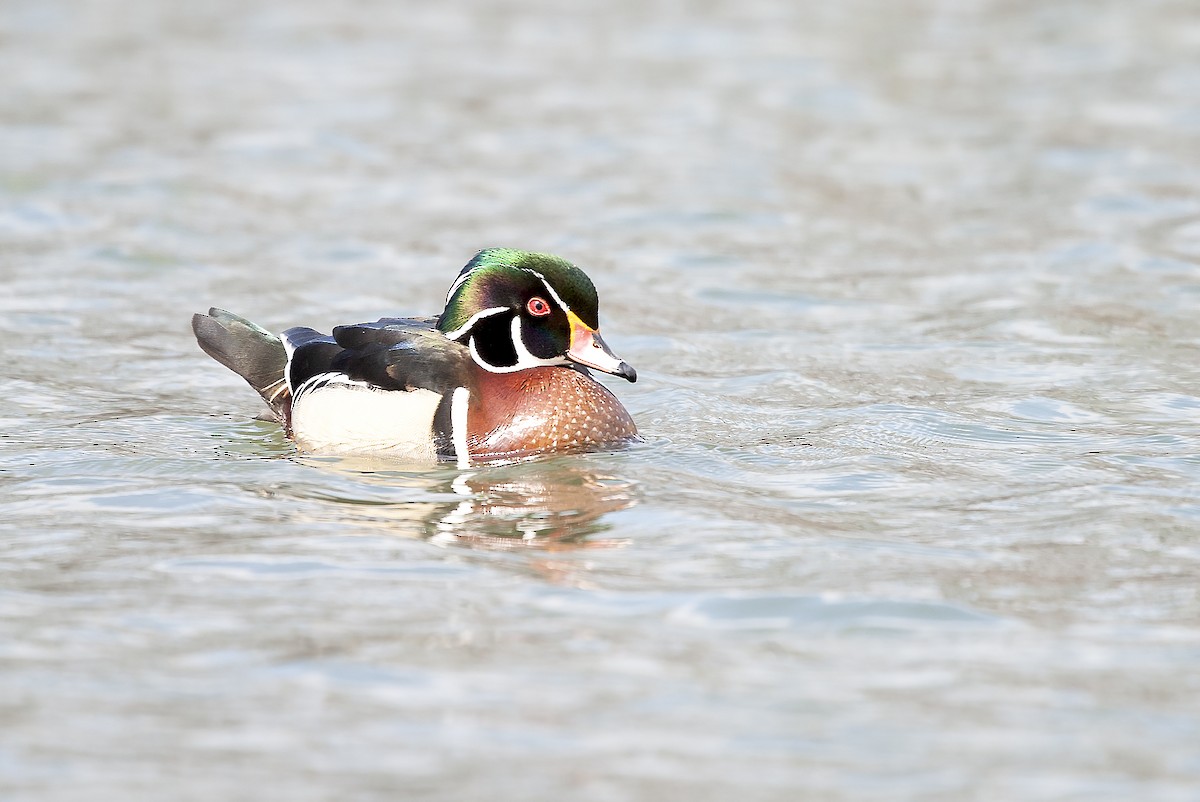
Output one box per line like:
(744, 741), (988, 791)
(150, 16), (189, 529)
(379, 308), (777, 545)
(192, 248), (639, 467)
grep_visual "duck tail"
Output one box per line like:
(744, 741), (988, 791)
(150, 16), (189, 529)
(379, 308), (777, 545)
(192, 308), (290, 422)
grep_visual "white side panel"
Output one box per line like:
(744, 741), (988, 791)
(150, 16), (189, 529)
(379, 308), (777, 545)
(291, 385), (442, 461)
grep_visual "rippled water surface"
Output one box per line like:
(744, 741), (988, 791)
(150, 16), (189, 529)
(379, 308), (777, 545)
(4, 1), (1200, 799)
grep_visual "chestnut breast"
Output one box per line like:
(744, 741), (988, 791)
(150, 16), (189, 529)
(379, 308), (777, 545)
(467, 366), (638, 462)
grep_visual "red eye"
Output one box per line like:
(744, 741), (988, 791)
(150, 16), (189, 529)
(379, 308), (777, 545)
(527, 297), (551, 317)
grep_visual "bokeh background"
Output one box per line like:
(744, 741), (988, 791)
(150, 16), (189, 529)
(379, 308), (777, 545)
(3, 1), (1199, 800)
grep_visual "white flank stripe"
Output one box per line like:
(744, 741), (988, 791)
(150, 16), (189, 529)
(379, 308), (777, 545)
(451, 386), (471, 469)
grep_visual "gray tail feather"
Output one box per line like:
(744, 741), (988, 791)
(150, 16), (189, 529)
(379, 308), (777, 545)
(192, 308), (290, 421)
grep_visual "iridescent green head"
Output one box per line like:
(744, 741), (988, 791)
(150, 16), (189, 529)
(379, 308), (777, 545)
(437, 248), (636, 381)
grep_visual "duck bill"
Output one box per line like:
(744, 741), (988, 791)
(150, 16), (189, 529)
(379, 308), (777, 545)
(566, 312), (637, 382)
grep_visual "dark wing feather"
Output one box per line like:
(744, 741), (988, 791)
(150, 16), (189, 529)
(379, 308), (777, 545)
(330, 320), (470, 393)
(331, 317), (439, 348)
(283, 327), (344, 391)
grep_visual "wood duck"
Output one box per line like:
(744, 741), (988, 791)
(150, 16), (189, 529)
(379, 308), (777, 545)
(192, 248), (639, 467)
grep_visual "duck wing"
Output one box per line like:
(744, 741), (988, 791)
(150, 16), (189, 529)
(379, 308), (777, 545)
(329, 317), (471, 394)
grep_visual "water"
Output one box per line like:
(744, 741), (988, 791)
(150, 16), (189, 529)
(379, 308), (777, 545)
(3, 0), (1200, 799)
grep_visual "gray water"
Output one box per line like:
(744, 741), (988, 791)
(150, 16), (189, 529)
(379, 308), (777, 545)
(3, 1), (1200, 799)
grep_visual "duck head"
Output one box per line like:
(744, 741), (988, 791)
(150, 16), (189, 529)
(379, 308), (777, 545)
(437, 248), (637, 382)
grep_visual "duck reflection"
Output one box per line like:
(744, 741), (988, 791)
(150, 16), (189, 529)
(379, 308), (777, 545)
(293, 455), (637, 548)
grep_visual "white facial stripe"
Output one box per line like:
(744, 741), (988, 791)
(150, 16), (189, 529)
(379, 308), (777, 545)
(442, 306), (508, 341)
(517, 267), (575, 316)
(510, 315), (542, 365)
(445, 269), (473, 303)
(538, 276), (573, 315)
(449, 264), (580, 326)
(466, 318), (568, 374)
(446, 256), (539, 305)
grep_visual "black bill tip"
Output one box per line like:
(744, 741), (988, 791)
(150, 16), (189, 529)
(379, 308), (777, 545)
(617, 361), (637, 383)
